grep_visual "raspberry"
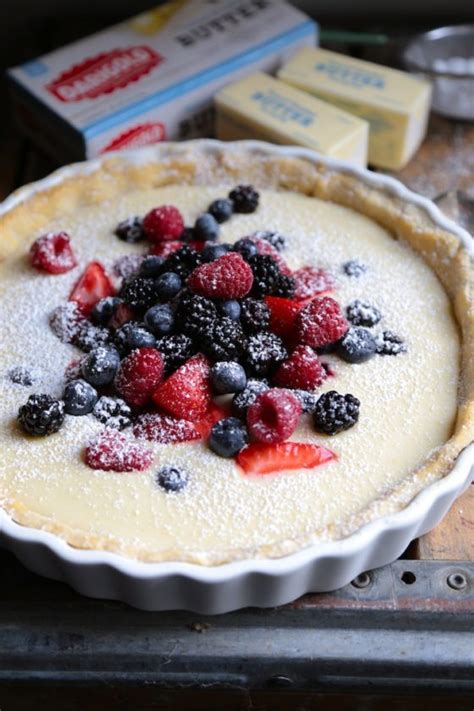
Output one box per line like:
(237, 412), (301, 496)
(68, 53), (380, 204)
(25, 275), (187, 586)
(30, 232), (77, 274)
(149, 240), (183, 258)
(143, 205), (185, 242)
(187, 252), (253, 299)
(152, 354), (211, 421)
(115, 347), (165, 408)
(85, 429), (152, 472)
(133, 412), (201, 444)
(296, 296), (349, 349)
(247, 388), (302, 444)
(293, 267), (335, 300)
(273, 345), (325, 390)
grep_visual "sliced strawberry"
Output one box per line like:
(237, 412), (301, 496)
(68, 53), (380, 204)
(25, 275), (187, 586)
(133, 412), (201, 444)
(265, 296), (307, 340)
(237, 442), (336, 475)
(69, 261), (115, 316)
(148, 240), (182, 258)
(152, 354), (211, 421)
(85, 429), (153, 472)
(293, 267), (335, 301)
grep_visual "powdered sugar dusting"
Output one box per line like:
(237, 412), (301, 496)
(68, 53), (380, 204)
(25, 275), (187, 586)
(0, 185), (460, 558)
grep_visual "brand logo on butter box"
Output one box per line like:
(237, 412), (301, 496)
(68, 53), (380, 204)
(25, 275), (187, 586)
(46, 46), (163, 102)
(251, 89), (314, 127)
(315, 60), (385, 90)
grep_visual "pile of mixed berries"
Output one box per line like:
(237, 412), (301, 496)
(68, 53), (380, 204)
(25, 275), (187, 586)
(16, 185), (406, 487)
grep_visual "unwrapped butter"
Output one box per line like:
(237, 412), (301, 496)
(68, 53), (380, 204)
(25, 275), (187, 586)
(278, 47), (431, 170)
(215, 72), (369, 168)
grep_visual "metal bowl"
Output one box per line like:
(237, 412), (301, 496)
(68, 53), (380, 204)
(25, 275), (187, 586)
(402, 24), (474, 120)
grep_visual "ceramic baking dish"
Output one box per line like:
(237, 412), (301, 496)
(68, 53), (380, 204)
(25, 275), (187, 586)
(0, 140), (472, 613)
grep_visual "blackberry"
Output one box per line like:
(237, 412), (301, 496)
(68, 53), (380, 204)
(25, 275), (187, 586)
(49, 302), (84, 344)
(114, 216), (145, 243)
(73, 320), (111, 353)
(248, 254), (295, 298)
(337, 327), (377, 364)
(343, 260), (367, 278)
(346, 300), (382, 328)
(376, 330), (407, 356)
(161, 245), (202, 280)
(91, 297), (122, 326)
(240, 297), (270, 333)
(18, 393), (65, 436)
(252, 230), (287, 252)
(175, 292), (217, 338)
(198, 317), (247, 362)
(120, 276), (159, 313)
(112, 253), (144, 281)
(313, 391), (360, 435)
(229, 184), (259, 213)
(231, 378), (269, 419)
(156, 465), (188, 493)
(209, 417), (249, 458)
(208, 198), (233, 223)
(244, 332), (287, 375)
(293, 389), (319, 414)
(92, 396), (132, 430)
(8, 366), (34, 386)
(155, 334), (195, 373)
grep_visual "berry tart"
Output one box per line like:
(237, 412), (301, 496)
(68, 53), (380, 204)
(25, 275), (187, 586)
(0, 142), (472, 607)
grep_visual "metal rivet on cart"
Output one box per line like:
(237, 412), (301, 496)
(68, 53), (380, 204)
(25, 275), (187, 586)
(351, 572), (371, 589)
(447, 572), (467, 591)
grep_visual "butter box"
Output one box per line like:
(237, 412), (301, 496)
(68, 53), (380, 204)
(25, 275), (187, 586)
(8, 0), (317, 162)
(278, 47), (432, 170)
(215, 72), (368, 167)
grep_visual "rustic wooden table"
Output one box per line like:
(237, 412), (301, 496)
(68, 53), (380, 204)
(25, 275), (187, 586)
(0, 111), (473, 710)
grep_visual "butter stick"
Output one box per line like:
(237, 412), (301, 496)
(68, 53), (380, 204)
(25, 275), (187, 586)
(278, 47), (432, 170)
(215, 72), (369, 168)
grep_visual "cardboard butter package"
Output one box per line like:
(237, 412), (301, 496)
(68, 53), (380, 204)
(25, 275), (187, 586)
(8, 0), (317, 161)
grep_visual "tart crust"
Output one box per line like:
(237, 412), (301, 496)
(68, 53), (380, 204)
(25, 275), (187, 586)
(0, 142), (472, 564)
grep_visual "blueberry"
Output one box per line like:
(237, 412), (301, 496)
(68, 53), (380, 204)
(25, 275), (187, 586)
(156, 271), (182, 300)
(217, 300), (241, 321)
(343, 260), (367, 278)
(81, 346), (120, 386)
(126, 324), (156, 350)
(194, 213), (220, 242)
(210, 361), (247, 395)
(63, 379), (98, 415)
(91, 297), (122, 326)
(156, 465), (188, 493)
(209, 417), (249, 458)
(8, 366), (34, 386)
(144, 304), (175, 336)
(337, 327), (376, 364)
(233, 238), (257, 261)
(139, 254), (165, 278)
(208, 198), (233, 223)
(201, 243), (231, 262)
